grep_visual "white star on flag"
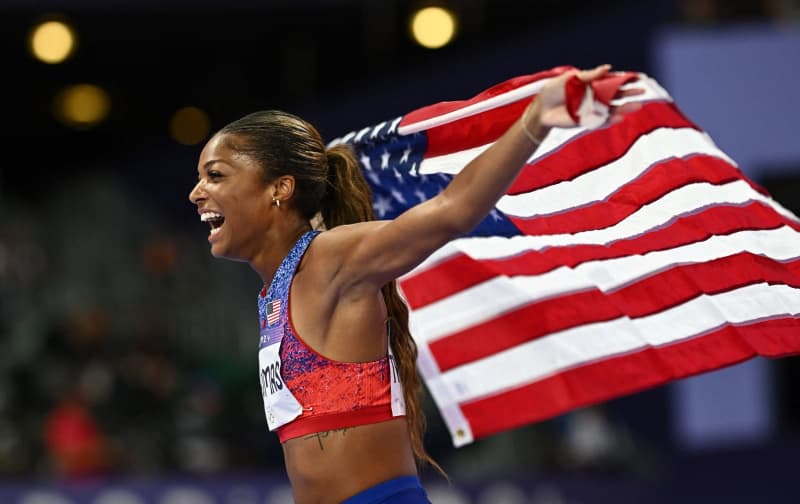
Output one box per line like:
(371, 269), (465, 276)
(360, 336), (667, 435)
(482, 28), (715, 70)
(372, 195), (393, 217)
(391, 189), (407, 204)
(360, 154), (372, 171)
(400, 147), (412, 164)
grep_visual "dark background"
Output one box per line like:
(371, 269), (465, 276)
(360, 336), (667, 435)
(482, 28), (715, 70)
(4, 0), (672, 207)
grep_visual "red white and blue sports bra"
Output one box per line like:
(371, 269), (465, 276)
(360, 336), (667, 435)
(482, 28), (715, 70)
(257, 231), (406, 443)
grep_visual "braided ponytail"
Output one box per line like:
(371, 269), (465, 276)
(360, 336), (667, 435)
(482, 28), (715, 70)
(322, 145), (374, 227)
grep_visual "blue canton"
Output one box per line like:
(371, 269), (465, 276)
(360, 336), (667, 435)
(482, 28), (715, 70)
(335, 117), (521, 238)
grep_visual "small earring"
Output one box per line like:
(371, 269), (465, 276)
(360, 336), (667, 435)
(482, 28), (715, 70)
(272, 197), (281, 208)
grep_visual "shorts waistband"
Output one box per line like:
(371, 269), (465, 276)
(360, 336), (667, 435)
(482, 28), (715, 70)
(341, 475), (428, 504)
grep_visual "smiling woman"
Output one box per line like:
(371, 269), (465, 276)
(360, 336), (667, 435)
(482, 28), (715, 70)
(189, 111), (433, 503)
(187, 65), (637, 504)
(191, 134), (283, 259)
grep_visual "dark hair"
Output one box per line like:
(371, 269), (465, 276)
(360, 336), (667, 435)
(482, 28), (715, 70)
(218, 110), (445, 476)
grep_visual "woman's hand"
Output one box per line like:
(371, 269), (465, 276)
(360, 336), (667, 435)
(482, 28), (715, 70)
(523, 64), (643, 140)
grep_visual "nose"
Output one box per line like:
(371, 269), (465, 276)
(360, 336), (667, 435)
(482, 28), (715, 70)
(189, 180), (205, 204)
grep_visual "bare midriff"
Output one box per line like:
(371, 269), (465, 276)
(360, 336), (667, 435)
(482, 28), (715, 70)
(282, 417), (418, 504)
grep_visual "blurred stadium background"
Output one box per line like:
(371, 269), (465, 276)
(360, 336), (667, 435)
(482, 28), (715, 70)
(1, 0), (799, 502)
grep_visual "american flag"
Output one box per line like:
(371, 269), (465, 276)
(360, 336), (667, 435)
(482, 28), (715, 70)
(328, 66), (800, 447)
(266, 299), (281, 326)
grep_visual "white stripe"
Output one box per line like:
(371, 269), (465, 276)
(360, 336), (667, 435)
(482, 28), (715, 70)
(399, 72), (667, 135)
(419, 128), (735, 212)
(501, 179), (796, 245)
(398, 78), (551, 135)
(417, 122), (595, 176)
(415, 84), (672, 177)
(408, 226), (800, 342)
(416, 343), (474, 447)
(497, 128), (735, 216)
(327, 72), (664, 148)
(412, 180), (798, 271)
(424, 283), (800, 406)
(613, 74), (672, 105)
(418, 143), (491, 175)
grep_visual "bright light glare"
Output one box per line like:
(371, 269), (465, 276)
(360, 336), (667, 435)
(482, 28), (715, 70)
(169, 107), (211, 146)
(55, 84), (111, 128)
(30, 20), (76, 64)
(410, 7), (457, 49)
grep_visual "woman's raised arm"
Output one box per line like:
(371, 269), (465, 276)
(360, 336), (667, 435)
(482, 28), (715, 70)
(333, 64), (634, 291)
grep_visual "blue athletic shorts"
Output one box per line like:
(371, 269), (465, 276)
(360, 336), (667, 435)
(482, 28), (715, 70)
(341, 475), (432, 504)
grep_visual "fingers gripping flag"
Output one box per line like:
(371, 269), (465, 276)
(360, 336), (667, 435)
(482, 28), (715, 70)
(328, 66), (800, 447)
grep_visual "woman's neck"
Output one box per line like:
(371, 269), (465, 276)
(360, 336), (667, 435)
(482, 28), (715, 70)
(250, 217), (313, 284)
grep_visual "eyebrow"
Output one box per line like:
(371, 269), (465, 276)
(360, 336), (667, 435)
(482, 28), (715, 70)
(197, 159), (231, 176)
(197, 159), (225, 180)
(202, 159), (224, 170)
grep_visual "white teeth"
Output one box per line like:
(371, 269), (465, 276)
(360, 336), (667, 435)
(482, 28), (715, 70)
(200, 212), (224, 222)
(210, 226), (221, 236)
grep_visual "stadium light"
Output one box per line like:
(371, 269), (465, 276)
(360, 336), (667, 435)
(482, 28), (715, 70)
(169, 106), (211, 146)
(410, 6), (458, 49)
(54, 84), (111, 129)
(29, 19), (77, 64)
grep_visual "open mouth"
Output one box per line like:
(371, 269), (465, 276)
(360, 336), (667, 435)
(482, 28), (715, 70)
(200, 212), (225, 239)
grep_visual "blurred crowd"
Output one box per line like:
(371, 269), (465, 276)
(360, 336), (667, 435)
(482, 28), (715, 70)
(0, 173), (281, 479)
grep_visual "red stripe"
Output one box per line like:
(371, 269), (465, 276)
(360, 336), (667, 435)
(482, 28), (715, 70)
(564, 73), (587, 124)
(423, 94), (689, 166)
(507, 101), (701, 194)
(459, 317), (800, 440)
(424, 99), (529, 158)
(399, 67), (571, 128)
(428, 254), (800, 372)
(508, 155), (758, 235)
(430, 289), (621, 372)
(400, 254), (499, 308)
(400, 201), (799, 309)
(497, 203), (800, 277)
(412, 70), (642, 159)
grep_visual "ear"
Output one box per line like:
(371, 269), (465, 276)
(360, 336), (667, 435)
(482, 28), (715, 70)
(271, 175), (296, 205)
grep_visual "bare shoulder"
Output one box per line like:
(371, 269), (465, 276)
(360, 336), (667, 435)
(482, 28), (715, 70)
(301, 221), (388, 277)
(291, 222), (390, 352)
(313, 221), (388, 251)
(292, 221), (388, 301)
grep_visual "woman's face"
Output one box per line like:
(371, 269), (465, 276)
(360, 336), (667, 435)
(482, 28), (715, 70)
(189, 133), (273, 261)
